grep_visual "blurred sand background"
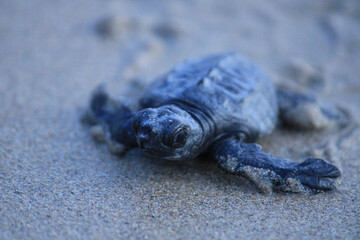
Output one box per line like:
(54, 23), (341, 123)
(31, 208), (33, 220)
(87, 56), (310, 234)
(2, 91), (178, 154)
(0, 0), (359, 239)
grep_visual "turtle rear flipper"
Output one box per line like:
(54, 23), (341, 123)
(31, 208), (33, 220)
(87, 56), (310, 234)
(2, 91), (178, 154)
(277, 88), (350, 130)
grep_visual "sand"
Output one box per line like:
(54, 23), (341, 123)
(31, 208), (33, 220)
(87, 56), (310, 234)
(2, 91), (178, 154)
(0, 0), (359, 239)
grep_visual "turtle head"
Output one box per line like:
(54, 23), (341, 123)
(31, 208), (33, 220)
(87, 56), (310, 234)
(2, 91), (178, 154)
(133, 105), (204, 160)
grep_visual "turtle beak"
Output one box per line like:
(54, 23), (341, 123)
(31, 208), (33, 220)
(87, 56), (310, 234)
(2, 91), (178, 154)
(137, 132), (149, 149)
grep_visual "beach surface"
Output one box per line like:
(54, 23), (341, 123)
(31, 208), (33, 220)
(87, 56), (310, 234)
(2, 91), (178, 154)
(0, 0), (359, 239)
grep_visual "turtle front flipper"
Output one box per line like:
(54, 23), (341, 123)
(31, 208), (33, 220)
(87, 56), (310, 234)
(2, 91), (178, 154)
(209, 137), (341, 193)
(82, 85), (138, 154)
(276, 88), (350, 130)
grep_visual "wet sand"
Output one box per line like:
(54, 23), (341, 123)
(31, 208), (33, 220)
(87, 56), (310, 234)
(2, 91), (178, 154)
(1, 0), (359, 239)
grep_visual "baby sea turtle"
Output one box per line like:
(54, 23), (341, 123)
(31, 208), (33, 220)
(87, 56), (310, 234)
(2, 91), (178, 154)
(85, 53), (346, 193)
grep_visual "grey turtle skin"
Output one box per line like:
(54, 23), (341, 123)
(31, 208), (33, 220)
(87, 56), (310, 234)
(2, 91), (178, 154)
(87, 53), (345, 193)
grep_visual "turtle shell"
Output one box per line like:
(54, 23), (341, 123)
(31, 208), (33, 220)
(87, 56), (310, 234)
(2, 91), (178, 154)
(139, 53), (278, 138)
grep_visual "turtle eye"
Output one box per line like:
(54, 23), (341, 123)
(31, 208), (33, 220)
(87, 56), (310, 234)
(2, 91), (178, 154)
(162, 126), (190, 148)
(173, 127), (190, 148)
